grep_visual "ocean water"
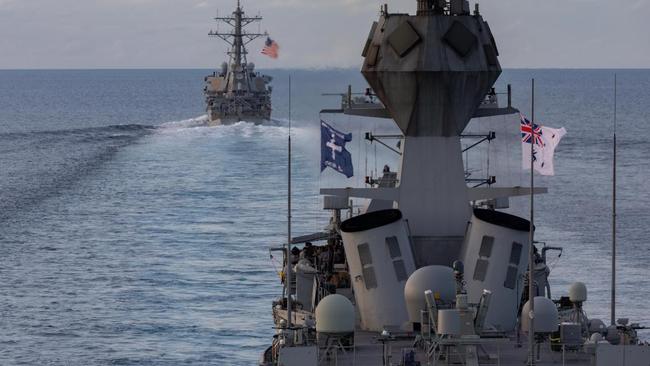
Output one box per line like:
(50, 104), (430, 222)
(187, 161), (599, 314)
(0, 69), (649, 365)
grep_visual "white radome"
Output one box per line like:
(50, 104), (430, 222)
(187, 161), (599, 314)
(569, 282), (588, 303)
(315, 294), (355, 334)
(521, 296), (559, 333)
(404, 265), (456, 324)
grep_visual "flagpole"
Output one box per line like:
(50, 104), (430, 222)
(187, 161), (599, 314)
(611, 74), (617, 326)
(286, 75), (293, 336)
(528, 78), (536, 365)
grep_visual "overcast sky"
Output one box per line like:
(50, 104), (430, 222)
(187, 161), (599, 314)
(0, 0), (648, 69)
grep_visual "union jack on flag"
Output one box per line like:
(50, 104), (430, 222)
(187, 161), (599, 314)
(520, 113), (544, 146)
(261, 37), (279, 59)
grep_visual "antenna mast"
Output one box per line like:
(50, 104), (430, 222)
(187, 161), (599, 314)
(286, 76), (294, 336)
(208, 1), (267, 66)
(527, 78), (536, 365)
(611, 74), (617, 326)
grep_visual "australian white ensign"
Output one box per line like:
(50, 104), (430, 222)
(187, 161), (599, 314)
(520, 113), (566, 176)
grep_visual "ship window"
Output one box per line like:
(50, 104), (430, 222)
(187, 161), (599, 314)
(504, 265), (518, 289)
(473, 259), (489, 282)
(509, 242), (523, 265)
(386, 236), (401, 259)
(479, 236), (494, 258)
(393, 260), (408, 282)
(358, 243), (372, 266)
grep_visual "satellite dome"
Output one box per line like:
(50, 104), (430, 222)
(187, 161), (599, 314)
(248, 62), (255, 71)
(315, 294), (355, 334)
(521, 297), (559, 333)
(404, 265), (455, 324)
(569, 282), (587, 303)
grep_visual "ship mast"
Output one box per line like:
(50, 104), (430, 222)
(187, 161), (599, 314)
(209, 0), (267, 67)
(611, 74), (617, 326)
(286, 76), (293, 335)
(528, 78), (536, 365)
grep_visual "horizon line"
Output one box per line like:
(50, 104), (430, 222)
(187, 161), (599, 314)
(1, 67), (650, 71)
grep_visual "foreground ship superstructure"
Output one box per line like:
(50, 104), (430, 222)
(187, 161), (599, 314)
(204, 1), (272, 125)
(260, 1), (649, 365)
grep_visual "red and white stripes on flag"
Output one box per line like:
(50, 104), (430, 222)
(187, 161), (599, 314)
(261, 37), (279, 59)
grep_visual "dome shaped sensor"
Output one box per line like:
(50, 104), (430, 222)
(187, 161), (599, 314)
(569, 282), (587, 303)
(404, 265), (455, 324)
(315, 294), (355, 334)
(521, 296), (559, 333)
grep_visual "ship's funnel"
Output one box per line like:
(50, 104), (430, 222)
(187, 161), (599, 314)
(362, 10), (501, 137)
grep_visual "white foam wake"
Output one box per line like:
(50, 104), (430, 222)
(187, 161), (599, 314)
(159, 115), (210, 130)
(155, 115), (316, 140)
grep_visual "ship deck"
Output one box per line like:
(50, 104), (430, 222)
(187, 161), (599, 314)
(318, 330), (593, 365)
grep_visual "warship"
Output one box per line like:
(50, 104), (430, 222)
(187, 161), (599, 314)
(203, 1), (272, 125)
(260, 1), (649, 365)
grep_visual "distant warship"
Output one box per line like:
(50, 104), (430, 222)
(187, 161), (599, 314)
(259, 1), (650, 365)
(204, 1), (272, 125)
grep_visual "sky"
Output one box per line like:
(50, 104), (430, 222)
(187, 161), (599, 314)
(0, 0), (648, 69)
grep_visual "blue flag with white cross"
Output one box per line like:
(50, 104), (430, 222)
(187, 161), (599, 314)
(320, 120), (353, 178)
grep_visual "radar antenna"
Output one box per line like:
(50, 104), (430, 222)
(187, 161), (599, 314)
(208, 1), (268, 66)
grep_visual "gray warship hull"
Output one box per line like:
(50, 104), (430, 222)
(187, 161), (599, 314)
(205, 88), (272, 125)
(204, 1), (273, 126)
(260, 1), (650, 365)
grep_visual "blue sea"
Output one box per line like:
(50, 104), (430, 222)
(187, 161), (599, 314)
(0, 69), (649, 365)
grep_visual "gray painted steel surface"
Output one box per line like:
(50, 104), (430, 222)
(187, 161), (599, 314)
(259, 1), (650, 365)
(204, 2), (272, 124)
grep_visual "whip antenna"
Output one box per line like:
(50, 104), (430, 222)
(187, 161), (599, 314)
(611, 74), (617, 326)
(285, 75), (294, 334)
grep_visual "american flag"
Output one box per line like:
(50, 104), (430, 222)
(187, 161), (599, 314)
(520, 113), (544, 146)
(261, 37), (279, 59)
